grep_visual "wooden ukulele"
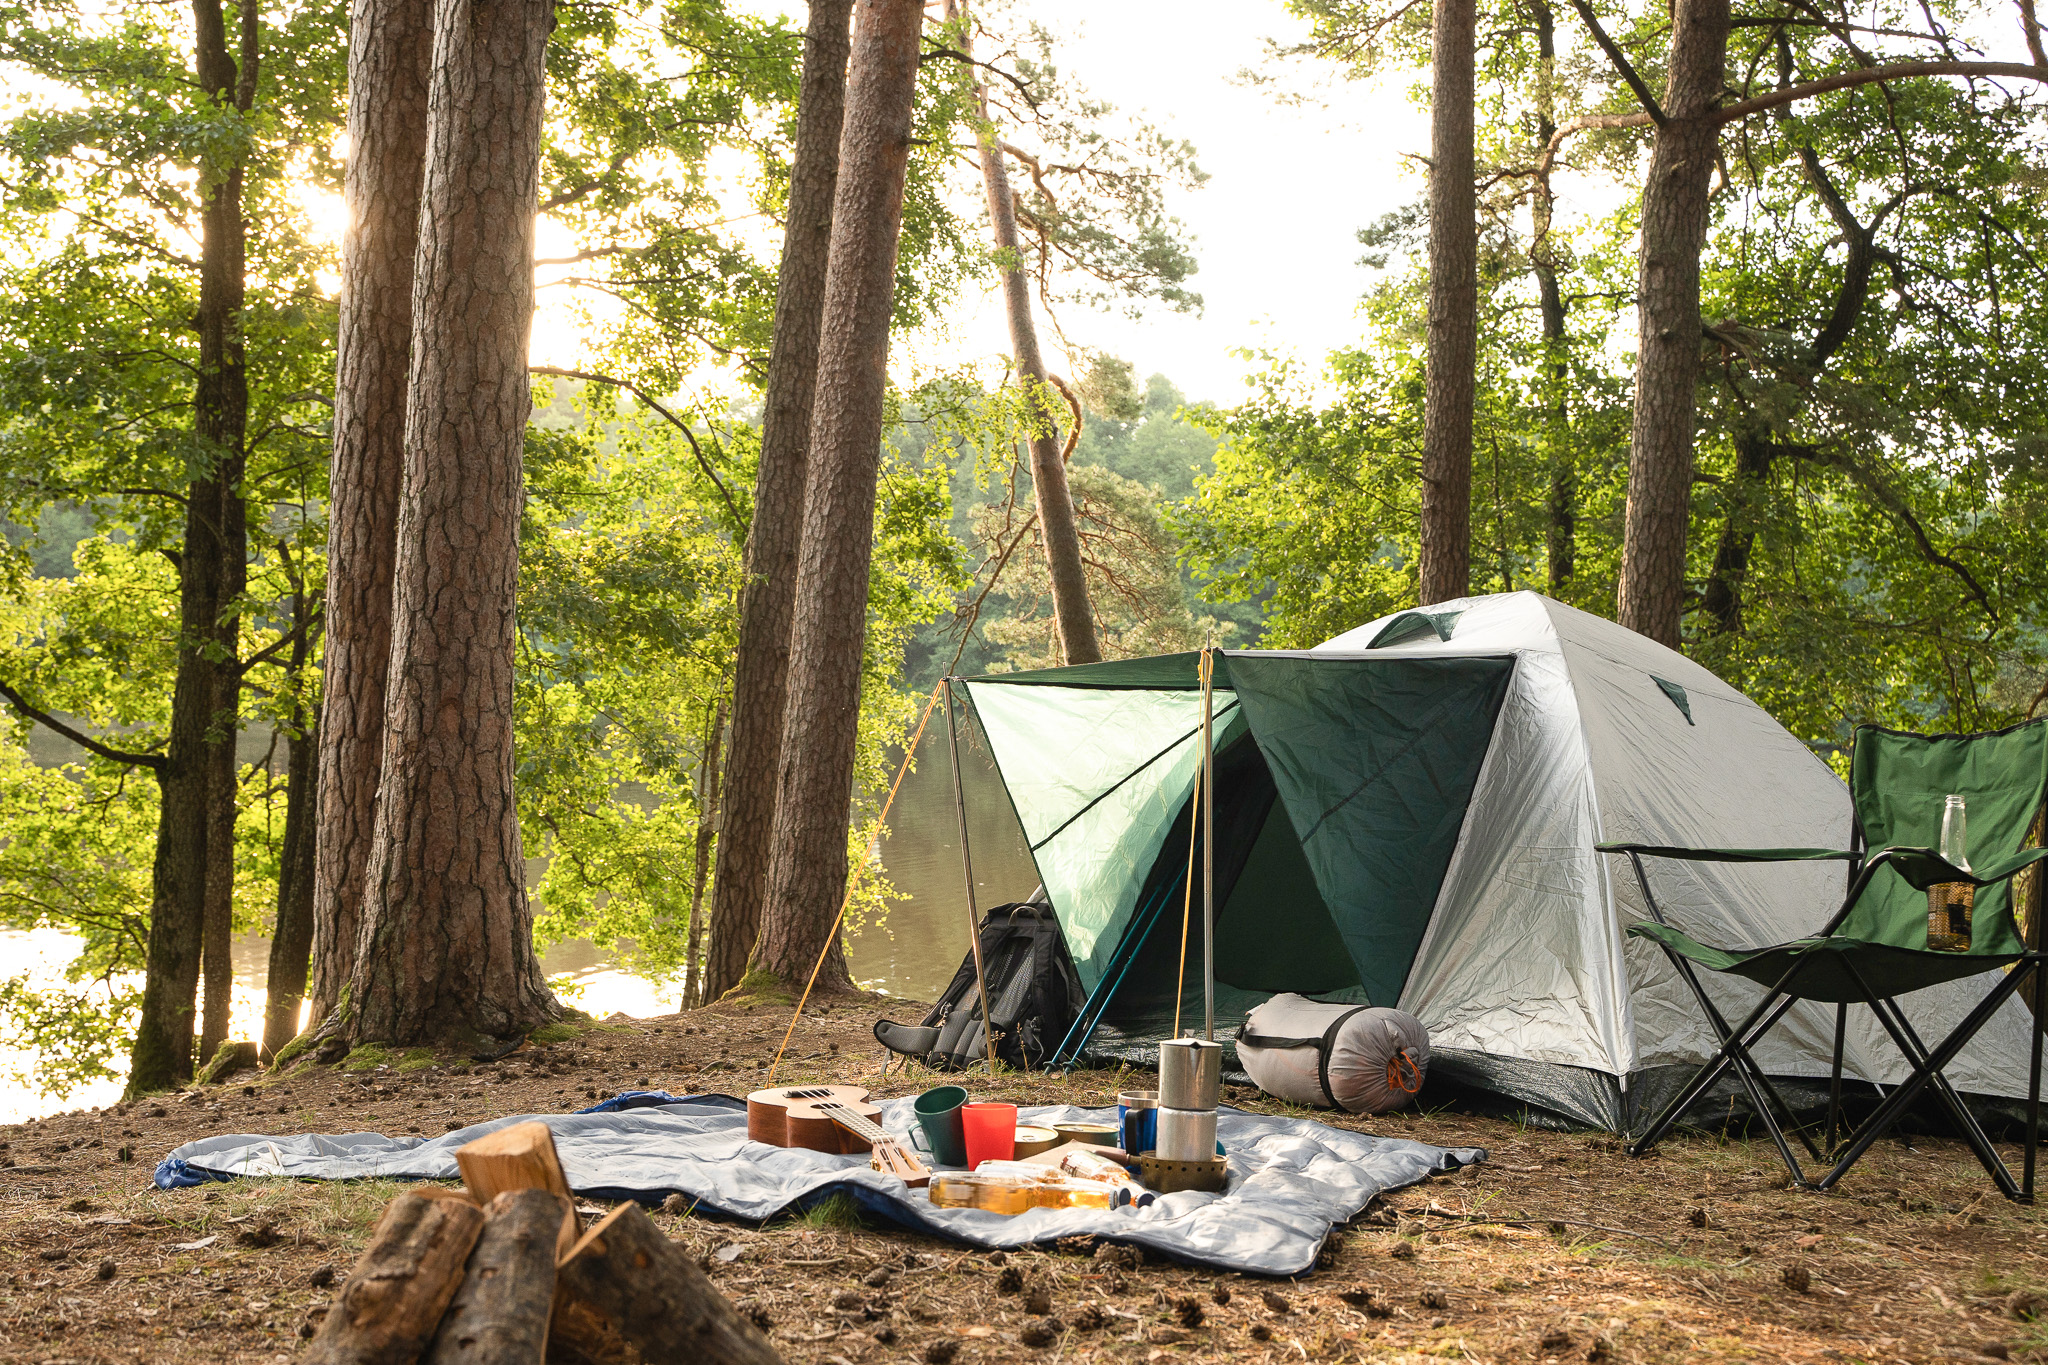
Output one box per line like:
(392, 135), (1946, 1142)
(746, 1084), (931, 1187)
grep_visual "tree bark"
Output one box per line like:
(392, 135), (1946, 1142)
(1698, 433), (1776, 633)
(302, 1191), (486, 1365)
(952, 0), (1100, 665)
(1417, 0), (1476, 608)
(346, 0), (557, 1048)
(752, 0), (924, 991)
(263, 596), (322, 1059)
(555, 1202), (784, 1365)
(701, 0), (853, 1004)
(1615, 0), (1729, 646)
(1531, 0), (1575, 595)
(127, 0), (253, 1096)
(310, 0), (433, 1025)
(683, 699), (725, 1010)
(421, 1189), (566, 1365)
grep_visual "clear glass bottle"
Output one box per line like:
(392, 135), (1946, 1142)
(1928, 793), (1975, 952)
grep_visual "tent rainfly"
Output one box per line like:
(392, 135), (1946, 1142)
(953, 591), (2043, 1130)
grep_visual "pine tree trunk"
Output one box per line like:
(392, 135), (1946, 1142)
(683, 699), (724, 1011)
(127, 527), (222, 1093)
(953, 0), (1100, 665)
(752, 0), (924, 991)
(1418, 0), (1476, 608)
(264, 598), (322, 1059)
(1616, 0), (1729, 646)
(1531, 0), (1575, 594)
(702, 0), (853, 1004)
(311, 0), (433, 1025)
(346, 0), (557, 1048)
(128, 0), (252, 1094)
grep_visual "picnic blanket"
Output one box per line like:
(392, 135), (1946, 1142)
(154, 1092), (1483, 1277)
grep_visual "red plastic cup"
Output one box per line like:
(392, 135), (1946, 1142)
(960, 1102), (1018, 1168)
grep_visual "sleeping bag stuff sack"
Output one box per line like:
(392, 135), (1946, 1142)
(1236, 994), (1430, 1114)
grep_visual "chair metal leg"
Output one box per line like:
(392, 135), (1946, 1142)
(1827, 1001), (1847, 1155)
(2028, 958), (2044, 1202)
(1862, 992), (2020, 1199)
(1815, 964), (2033, 1193)
(1629, 983), (1804, 1170)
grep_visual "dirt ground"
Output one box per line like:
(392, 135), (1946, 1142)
(3, 993), (2045, 1365)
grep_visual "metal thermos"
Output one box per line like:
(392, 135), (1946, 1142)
(1158, 1037), (1221, 1110)
(1155, 1106), (1218, 1161)
(1156, 1037), (1222, 1160)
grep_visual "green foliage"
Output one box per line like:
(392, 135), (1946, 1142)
(1192, 0), (2048, 750)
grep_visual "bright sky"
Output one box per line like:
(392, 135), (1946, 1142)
(530, 0), (1435, 407)
(899, 0), (1432, 405)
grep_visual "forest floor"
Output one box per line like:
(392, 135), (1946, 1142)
(2, 991), (2045, 1364)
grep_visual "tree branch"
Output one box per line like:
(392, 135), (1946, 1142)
(1566, 0), (1667, 124)
(1716, 60), (2048, 123)
(237, 609), (323, 677)
(0, 680), (165, 770)
(528, 366), (744, 529)
(1800, 450), (1997, 618)
(1536, 110), (1656, 173)
(2022, 0), (2048, 68)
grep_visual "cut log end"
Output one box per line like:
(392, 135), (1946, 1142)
(556, 1201), (783, 1365)
(456, 1120), (578, 1259)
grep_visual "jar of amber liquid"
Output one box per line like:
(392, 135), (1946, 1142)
(1927, 881), (1973, 952)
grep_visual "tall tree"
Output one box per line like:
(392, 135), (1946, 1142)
(1611, 0), (1727, 646)
(127, 0), (259, 1093)
(752, 0), (925, 991)
(1528, 0), (1574, 594)
(309, 0), (433, 1027)
(1417, 0), (1476, 606)
(952, 0), (1100, 665)
(344, 0), (557, 1047)
(700, 0), (854, 1005)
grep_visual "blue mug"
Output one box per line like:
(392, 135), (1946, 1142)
(1117, 1090), (1158, 1154)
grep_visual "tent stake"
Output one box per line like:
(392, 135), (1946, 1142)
(944, 678), (998, 1072)
(1201, 642), (1216, 1042)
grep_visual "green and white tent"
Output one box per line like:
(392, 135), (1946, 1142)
(954, 591), (2041, 1129)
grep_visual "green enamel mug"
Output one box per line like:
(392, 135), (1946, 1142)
(910, 1085), (970, 1168)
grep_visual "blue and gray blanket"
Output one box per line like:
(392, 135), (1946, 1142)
(155, 1092), (1482, 1277)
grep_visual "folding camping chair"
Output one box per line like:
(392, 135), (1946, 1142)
(1600, 719), (2048, 1199)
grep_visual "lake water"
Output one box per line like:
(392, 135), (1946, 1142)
(0, 708), (1044, 1124)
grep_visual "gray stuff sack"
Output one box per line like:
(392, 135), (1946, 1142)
(1237, 993), (1431, 1114)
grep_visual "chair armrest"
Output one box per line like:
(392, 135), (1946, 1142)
(1595, 842), (1856, 864)
(1870, 844), (2048, 892)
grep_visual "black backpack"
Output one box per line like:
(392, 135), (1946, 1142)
(873, 902), (1084, 1071)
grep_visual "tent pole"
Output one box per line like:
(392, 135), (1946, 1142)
(945, 678), (998, 1072)
(1201, 641), (1216, 1042)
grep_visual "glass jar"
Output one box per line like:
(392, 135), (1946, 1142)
(1928, 794), (1975, 952)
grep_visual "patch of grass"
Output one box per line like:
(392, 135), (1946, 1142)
(792, 1192), (868, 1231)
(394, 1048), (436, 1072)
(529, 1022), (586, 1045)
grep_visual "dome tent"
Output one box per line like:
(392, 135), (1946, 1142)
(953, 591), (2040, 1130)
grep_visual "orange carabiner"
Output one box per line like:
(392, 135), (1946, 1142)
(1386, 1048), (1423, 1095)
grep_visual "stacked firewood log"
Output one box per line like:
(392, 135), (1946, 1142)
(300, 1121), (781, 1364)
